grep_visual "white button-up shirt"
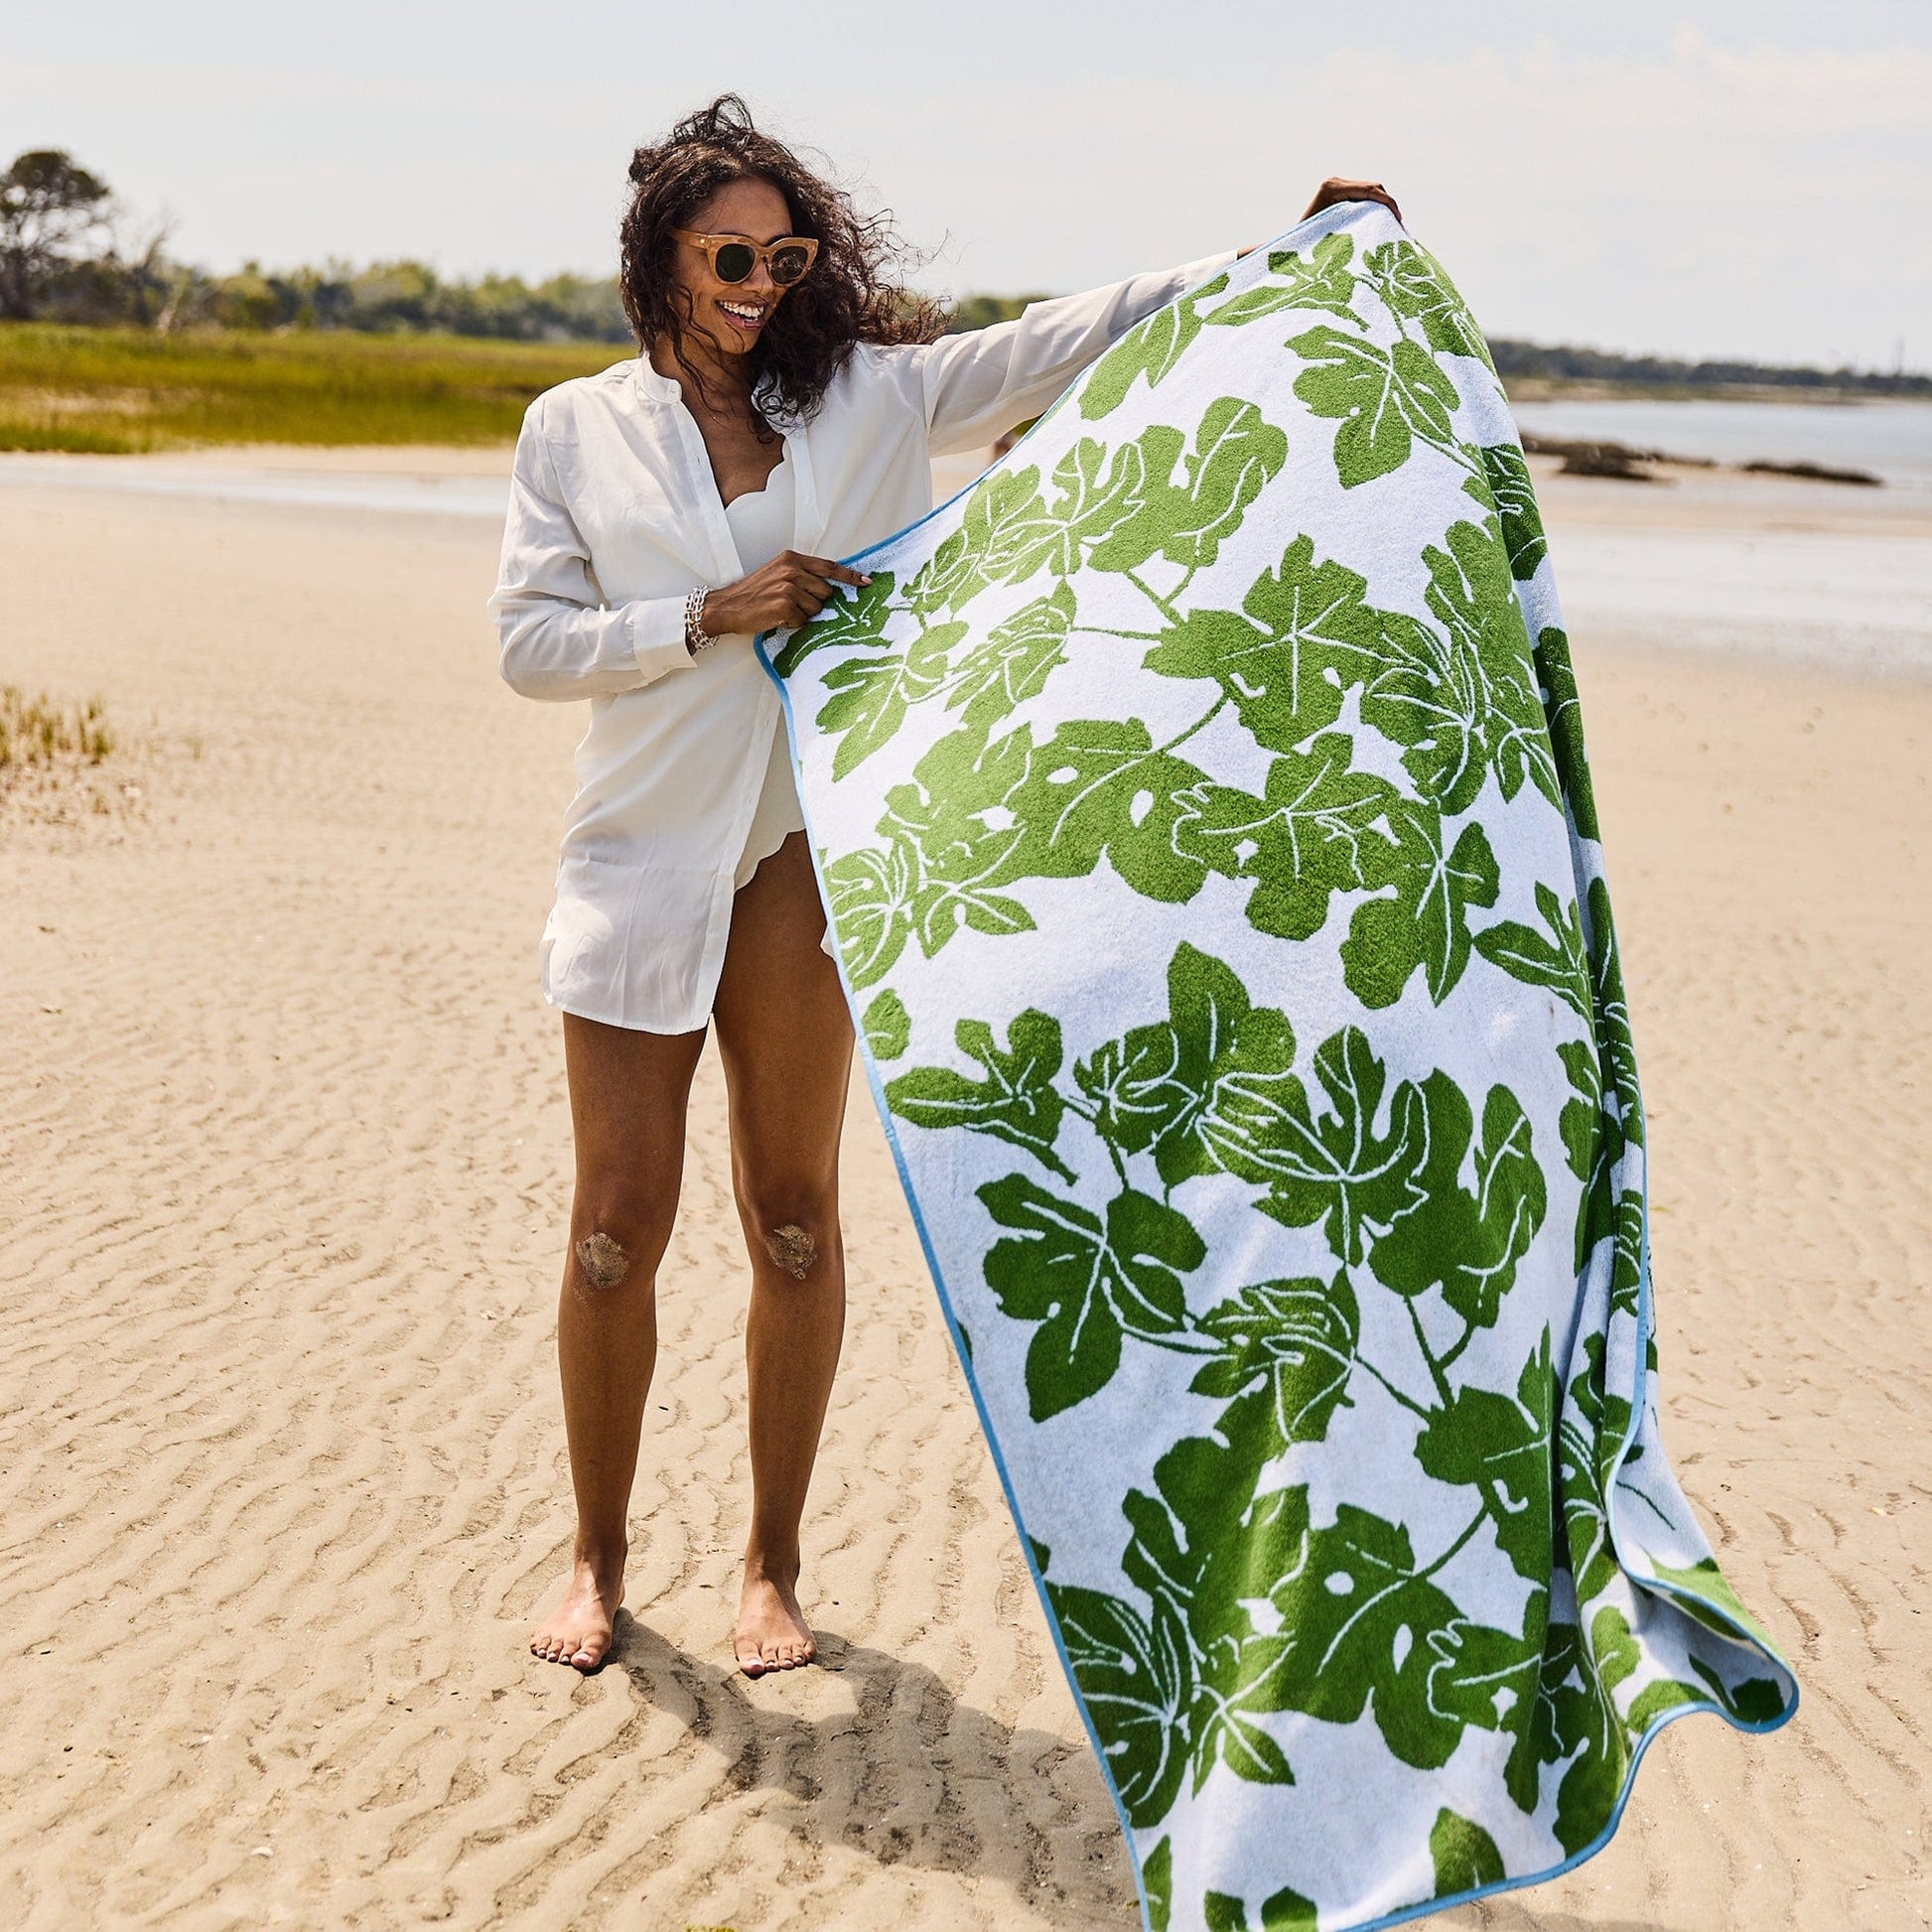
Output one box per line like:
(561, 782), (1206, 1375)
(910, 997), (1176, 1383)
(489, 250), (1237, 1034)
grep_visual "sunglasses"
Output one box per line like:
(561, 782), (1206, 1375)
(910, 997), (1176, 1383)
(670, 228), (819, 288)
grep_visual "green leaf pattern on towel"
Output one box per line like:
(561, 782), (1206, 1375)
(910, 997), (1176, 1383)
(775, 206), (1792, 1932)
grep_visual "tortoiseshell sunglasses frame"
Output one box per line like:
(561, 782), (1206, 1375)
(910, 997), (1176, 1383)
(669, 228), (820, 286)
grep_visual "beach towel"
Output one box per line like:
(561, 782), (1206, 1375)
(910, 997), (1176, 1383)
(759, 200), (1796, 1932)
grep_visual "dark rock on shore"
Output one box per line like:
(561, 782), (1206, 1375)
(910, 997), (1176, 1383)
(1740, 458), (1882, 486)
(1522, 434), (1670, 482)
(1518, 433), (1887, 488)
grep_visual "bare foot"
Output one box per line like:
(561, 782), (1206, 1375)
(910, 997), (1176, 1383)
(733, 1565), (815, 1677)
(530, 1552), (623, 1673)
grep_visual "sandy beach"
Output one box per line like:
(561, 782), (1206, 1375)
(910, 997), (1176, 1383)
(1, 449), (1927, 1929)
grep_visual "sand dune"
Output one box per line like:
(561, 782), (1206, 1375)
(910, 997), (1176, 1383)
(0, 458), (1925, 1929)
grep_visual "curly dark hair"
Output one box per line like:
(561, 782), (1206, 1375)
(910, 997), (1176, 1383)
(620, 94), (948, 422)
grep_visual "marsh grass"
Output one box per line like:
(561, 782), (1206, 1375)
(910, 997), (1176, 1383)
(0, 325), (625, 451)
(0, 687), (150, 833)
(0, 686), (113, 775)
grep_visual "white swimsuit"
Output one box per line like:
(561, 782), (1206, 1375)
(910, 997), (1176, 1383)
(722, 453), (806, 892)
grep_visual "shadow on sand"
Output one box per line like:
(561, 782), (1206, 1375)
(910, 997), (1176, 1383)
(613, 1613), (1138, 1923)
(614, 1617), (1691, 1932)
(1443, 1915), (1678, 1932)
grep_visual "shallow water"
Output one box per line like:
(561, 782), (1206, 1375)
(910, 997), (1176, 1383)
(0, 455), (510, 518)
(1508, 398), (1932, 490)
(6, 441), (1927, 678)
(1546, 525), (1932, 675)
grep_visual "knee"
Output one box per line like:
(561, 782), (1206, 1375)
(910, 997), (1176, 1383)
(737, 1182), (838, 1281)
(762, 1221), (821, 1280)
(568, 1187), (676, 1295)
(573, 1228), (634, 1291)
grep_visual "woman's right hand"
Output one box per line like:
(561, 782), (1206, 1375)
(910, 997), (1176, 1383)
(698, 552), (872, 640)
(1301, 178), (1403, 225)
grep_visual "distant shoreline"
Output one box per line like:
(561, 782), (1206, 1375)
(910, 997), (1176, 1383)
(2, 319), (1926, 459)
(1504, 378), (1931, 406)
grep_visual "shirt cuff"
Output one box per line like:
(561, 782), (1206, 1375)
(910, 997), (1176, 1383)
(626, 595), (694, 686)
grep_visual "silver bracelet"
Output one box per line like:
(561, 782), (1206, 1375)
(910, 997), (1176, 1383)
(683, 586), (716, 655)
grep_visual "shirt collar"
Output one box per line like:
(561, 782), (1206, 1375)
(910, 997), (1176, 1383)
(627, 352), (795, 429)
(629, 355), (680, 404)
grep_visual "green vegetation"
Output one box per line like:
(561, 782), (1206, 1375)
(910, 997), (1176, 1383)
(0, 291), (1056, 454)
(3, 148), (630, 342)
(155, 258), (628, 341)
(0, 685), (112, 777)
(0, 324), (624, 451)
(943, 293), (1051, 335)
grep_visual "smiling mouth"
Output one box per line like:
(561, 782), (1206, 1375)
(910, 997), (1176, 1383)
(718, 299), (767, 332)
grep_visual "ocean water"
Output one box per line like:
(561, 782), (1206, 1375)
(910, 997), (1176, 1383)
(1508, 397), (1932, 490)
(1501, 400), (1932, 673)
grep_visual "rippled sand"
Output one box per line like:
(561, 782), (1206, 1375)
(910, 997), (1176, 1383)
(0, 455), (1925, 1928)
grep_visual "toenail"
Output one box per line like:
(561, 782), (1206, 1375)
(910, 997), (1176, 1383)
(574, 1230), (630, 1291)
(762, 1223), (815, 1278)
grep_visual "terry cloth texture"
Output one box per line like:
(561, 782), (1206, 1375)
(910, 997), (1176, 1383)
(760, 200), (1796, 1932)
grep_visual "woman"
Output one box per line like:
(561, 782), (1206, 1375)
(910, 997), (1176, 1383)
(490, 93), (1398, 1677)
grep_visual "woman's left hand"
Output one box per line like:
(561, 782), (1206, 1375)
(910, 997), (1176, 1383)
(1236, 180), (1403, 258)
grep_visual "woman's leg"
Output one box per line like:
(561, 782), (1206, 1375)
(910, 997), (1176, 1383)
(530, 1012), (707, 1670)
(711, 831), (855, 1675)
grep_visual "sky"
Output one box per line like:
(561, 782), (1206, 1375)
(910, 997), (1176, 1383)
(7, 1), (1930, 368)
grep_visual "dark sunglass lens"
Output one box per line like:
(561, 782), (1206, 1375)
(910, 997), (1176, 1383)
(769, 245), (811, 285)
(713, 242), (756, 283)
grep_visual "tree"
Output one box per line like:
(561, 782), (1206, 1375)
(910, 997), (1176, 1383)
(0, 149), (111, 318)
(107, 204), (177, 326)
